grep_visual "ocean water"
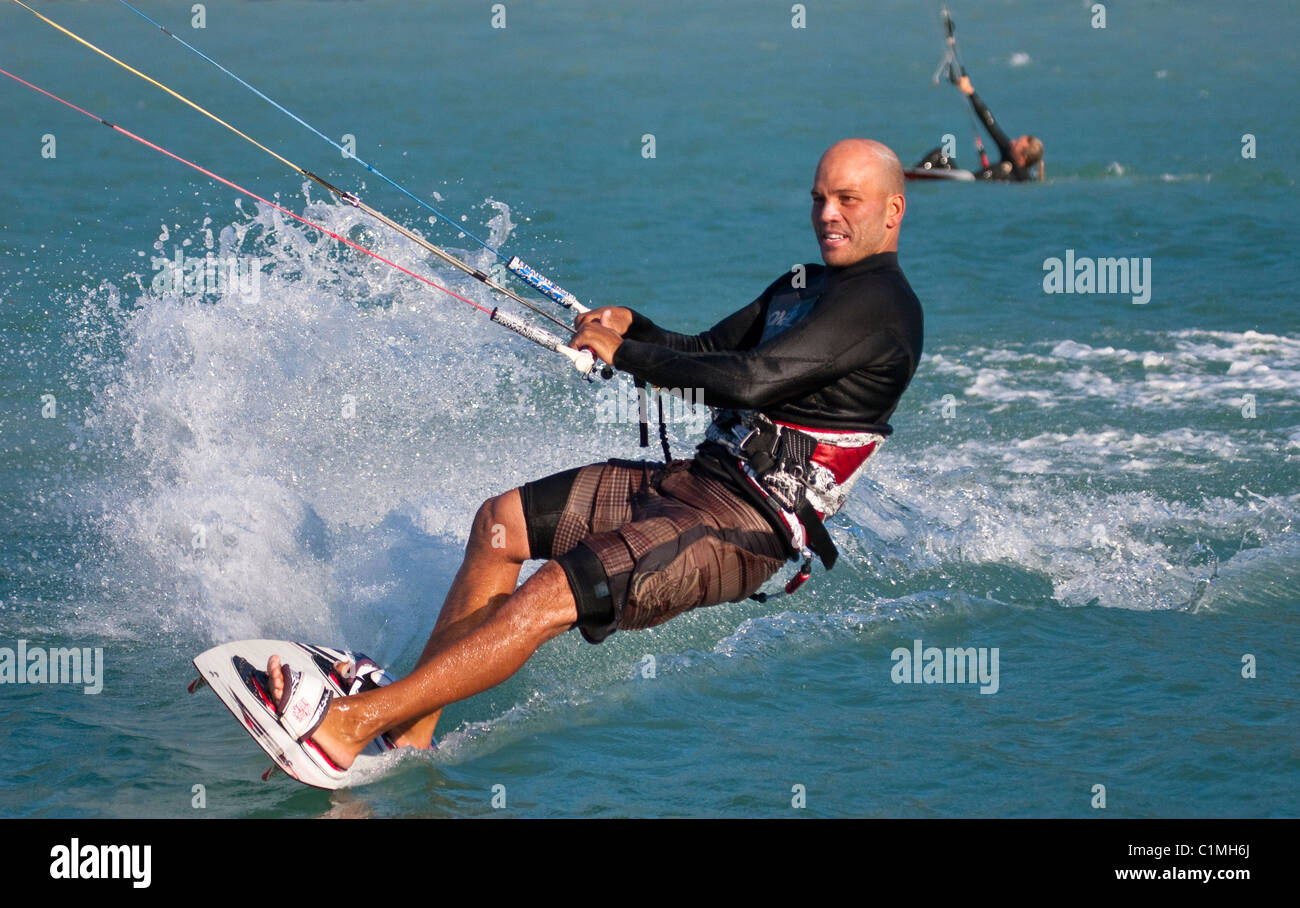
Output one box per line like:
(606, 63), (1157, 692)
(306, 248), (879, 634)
(0, 0), (1296, 818)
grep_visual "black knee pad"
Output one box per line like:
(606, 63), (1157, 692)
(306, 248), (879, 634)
(555, 542), (618, 644)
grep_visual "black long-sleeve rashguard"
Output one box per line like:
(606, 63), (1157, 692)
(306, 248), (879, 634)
(967, 90), (1032, 182)
(611, 251), (924, 435)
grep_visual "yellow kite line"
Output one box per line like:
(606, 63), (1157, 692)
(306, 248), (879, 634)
(11, 0), (303, 176)
(7, 0), (573, 330)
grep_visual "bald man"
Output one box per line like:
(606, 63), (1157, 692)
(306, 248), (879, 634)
(264, 139), (924, 781)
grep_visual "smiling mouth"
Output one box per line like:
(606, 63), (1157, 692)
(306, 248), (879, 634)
(821, 232), (849, 244)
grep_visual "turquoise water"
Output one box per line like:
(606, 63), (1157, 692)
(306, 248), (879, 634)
(0, 0), (1296, 818)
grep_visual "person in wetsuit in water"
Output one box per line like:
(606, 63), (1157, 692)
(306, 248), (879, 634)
(261, 140), (924, 778)
(958, 74), (1044, 181)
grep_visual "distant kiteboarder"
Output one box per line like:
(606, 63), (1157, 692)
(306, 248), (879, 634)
(954, 73), (1044, 182)
(907, 8), (1044, 183)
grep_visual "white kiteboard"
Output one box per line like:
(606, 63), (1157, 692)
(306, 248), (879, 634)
(190, 639), (401, 790)
(904, 166), (976, 182)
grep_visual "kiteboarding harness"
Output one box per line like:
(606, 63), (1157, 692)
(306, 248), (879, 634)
(613, 252), (925, 596)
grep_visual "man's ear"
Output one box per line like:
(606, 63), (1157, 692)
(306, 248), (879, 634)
(886, 193), (906, 229)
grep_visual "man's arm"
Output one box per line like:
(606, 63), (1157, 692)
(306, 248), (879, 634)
(572, 278), (781, 368)
(621, 293), (770, 353)
(960, 75), (1015, 162)
(611, 282), (911, 412)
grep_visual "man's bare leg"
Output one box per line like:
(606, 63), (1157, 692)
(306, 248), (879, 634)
(382, 489), (532, 748)
(268, 557), (578, 771)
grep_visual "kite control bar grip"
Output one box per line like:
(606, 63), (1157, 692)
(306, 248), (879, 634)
(558, 345), (595, 376)
(503, 260), (613, 376)
(580, 346), (616, 380)
(490, 308), (612, 380)
(506, 256), (588, 313)
(563, 345), (613, 381)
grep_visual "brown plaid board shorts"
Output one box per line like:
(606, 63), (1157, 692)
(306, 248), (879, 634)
(520, 459), (790, 643)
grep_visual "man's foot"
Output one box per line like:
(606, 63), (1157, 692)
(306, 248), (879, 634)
(267, 654), (364, 772)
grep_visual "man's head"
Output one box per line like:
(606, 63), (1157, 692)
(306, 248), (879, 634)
(1012, 134), (1044, 168)
(811, 139), (906, 267)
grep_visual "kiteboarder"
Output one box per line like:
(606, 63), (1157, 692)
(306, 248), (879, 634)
(264, 138), (925, 773)
(908, 8), (1044, 183)
(957, 73), (1044, 182)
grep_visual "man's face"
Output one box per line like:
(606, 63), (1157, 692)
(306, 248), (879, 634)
(1012, 135), (1031, 165)
(810, 149), (898, 267)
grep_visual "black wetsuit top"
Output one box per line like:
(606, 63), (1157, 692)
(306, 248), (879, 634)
(612, 251), (924, 435)
(612, 251), (923, 561)
(968, 90), (1032, 182)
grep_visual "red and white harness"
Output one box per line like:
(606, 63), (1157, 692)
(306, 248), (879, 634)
(705, 409), (885, 557)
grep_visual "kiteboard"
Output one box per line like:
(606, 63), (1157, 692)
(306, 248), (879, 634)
(904, 165), (976, 182)
(190, 639), (402, 790)
(906, 144), (977, 182)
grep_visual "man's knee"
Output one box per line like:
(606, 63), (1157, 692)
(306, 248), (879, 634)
(469, 489), (530, 561)
(502, 560), (578, 640)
